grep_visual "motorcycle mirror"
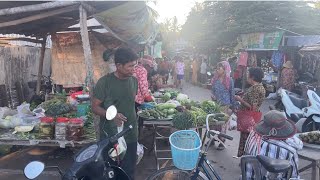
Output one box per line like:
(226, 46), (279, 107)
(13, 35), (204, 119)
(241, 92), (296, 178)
(106, 105), (117, 120)
(207, 72), (211, 76)
(24, 161), (45, 179)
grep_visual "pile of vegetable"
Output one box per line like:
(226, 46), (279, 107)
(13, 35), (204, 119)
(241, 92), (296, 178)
(201, 100), (222, 114)
(160, 90), (179, 102)
(299, 131), (320, 144)
(139, 103), (178, 119)
(84, 111), (96, 141)
(172, 111), (194, 130)
(146, 90), (231, 130)
(38, 98), (72, 116)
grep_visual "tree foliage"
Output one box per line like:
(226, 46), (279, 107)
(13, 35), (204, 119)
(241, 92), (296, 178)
(159, 16), (181, 55)
(182, 1), (320, 54)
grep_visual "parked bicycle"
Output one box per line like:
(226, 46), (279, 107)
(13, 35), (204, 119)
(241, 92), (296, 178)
(147, 113), (295, 180)
(146, 114), (233, 180)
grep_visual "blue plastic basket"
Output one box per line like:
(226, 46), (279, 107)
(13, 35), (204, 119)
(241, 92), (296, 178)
(169, 130), (201, 170)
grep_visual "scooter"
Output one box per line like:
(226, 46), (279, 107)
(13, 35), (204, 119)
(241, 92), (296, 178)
(277, 88), (308, 122)
(296, 89), (320, 132)
(24, 105), (133, 180)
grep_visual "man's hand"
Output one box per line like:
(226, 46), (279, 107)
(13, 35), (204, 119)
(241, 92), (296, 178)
(114, 113), (127, 127)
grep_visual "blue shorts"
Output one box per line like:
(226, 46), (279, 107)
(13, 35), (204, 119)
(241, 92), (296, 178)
(177, 74), (184, 80)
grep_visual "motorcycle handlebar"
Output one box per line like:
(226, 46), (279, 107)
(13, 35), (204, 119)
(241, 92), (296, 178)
(110, 125), (133, 144)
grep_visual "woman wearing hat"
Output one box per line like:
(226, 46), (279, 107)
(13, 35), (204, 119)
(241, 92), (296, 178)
(244, 110), (303, 179)
(280, 61), (297, 91)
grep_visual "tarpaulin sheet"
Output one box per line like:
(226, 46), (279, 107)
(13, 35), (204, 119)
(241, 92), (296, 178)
(94, 2), (158, 45)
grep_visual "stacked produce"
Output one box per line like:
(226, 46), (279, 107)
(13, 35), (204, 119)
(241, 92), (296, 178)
(172, 111), (194, 130)
(299, 131), (320, 144)
(139, 103), (178, 119)
(0, 95), (96, 142)
(38, 98), (72, 116)
(141, 91), (230, 130)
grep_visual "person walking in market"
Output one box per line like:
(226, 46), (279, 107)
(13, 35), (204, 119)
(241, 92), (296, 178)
(92, 47), (139, 179)
(200, 59), (208, 84)
(211, 60), (235, 150)
(192, 57), (200, 85)
(280, 61), (297, 91)
(175, 56), (185, 89)
(235, 67), (266, 157)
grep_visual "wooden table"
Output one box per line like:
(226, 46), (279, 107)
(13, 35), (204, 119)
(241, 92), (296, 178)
(143, 119), (173, 170)
(0, 129), (95, 148)
(298, 147), (320, 180)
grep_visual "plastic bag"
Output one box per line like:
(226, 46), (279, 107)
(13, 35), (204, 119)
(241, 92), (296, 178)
(0, 107), (17, 119)
(227, 113), (237, 131)
(136, 142), (145, 165)
(0, 115), (22, 129)
(108, 125), (127, 161)
(17, 103), (34, 118)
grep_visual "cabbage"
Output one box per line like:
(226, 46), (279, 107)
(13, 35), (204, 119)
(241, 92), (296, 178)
(177, 93), (189, 101)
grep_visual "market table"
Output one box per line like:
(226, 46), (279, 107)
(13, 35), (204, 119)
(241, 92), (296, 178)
(0, 128), (95, 148)
(143, 119), (173, 170)
(298, 146), (320, 180)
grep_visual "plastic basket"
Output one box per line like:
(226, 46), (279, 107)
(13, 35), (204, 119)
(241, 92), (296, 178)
(169, 130), (201, 170)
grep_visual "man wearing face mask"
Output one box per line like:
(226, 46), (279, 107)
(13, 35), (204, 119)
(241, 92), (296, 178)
(92, 47), (139, 179)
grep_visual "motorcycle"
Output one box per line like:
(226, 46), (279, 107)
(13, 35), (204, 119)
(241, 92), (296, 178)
(277, 88), (309, 122)
(276, 87), (320, 132)
(24, 105), (133, 180)
(296, 89), (320, 132)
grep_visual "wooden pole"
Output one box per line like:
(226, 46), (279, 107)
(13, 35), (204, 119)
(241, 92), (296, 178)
(79, 5), (94, 94)
(0, 1), (78, 16)
(79, 5), (97, 139)
(36, 37), (47, 95)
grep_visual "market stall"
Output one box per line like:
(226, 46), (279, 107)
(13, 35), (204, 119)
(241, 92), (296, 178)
(0, 93), (97, 148)
(138, 89), (230, 169)
(236, 31), (286, 94)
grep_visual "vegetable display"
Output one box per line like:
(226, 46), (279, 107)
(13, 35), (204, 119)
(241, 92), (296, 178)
(172, 111), (194, 130)
(299, 131), (320, 144)
(201, 100), (222, 114)
(38, 98), (71, 116)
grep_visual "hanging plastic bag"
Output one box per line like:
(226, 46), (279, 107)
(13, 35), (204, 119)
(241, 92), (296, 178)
(136, 142), (145, 165)
(108, 125), (127, 162)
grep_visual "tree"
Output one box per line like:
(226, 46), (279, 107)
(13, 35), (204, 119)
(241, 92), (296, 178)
(159, 16), (181, 55)
(182, 1), (320, 55)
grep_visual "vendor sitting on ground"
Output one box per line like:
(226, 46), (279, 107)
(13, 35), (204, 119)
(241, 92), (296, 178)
(244, 110), (302, 179)
(151, 71), (175, 92)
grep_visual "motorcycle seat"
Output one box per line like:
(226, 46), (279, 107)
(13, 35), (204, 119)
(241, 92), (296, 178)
(290, 113), (304, 123)
(288, 95), (308, 109)
(257, 155), (291, 174)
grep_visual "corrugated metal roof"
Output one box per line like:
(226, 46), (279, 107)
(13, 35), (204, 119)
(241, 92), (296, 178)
(286, 35), (320, 47)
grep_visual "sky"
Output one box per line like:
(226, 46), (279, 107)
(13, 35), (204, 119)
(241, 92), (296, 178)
(152, 0), (203, 25)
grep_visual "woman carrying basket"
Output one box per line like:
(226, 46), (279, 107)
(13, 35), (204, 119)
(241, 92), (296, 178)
(235, 67), (266, 157)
